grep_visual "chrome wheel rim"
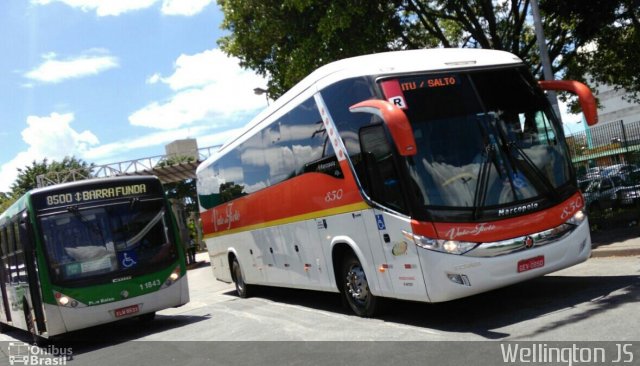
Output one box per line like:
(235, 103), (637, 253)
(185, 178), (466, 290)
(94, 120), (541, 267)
(345, 264), (369, 305)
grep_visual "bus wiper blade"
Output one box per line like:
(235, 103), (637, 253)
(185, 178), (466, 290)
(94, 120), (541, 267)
(473, 144), (493, 220)
(67, 205), (105, 239)
(491, 114), (558, 200)
(506, 141), (559, 200)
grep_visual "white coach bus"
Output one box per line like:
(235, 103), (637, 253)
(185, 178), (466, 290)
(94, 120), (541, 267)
(196, 48), (597, 316)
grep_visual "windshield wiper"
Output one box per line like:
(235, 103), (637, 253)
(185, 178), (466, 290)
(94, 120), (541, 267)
(473, 144), (493, 219)
(492, 117), (559, 200)
(67, 205), (107, 244)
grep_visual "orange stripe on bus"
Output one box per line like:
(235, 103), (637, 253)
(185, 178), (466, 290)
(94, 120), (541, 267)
(200, 171), (367, 236)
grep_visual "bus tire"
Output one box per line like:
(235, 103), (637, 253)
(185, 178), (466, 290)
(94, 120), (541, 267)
(231, 258), (251, 298)
(341, 254), (378, 317)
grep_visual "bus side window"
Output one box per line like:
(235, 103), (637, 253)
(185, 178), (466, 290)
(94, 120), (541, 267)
(0, 227), (7, 284)
(5, 225), (17, 285)
(359, 125), (408, 213)
(13, 222), (27, 284)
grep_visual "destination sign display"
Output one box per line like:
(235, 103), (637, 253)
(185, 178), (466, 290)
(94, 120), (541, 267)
(44, 184), (148, 207)
(32, 178), (163, 211)
(400, 75), (460, 91)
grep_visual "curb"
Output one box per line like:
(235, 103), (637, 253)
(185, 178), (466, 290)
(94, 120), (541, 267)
(591, 246), (640, 258)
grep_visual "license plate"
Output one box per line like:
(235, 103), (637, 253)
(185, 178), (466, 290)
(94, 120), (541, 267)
(517, 255), (545, 273)
(114, 304), (140, 317)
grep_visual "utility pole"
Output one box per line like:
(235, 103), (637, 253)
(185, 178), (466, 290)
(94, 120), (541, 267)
(531, 0), (562, 121)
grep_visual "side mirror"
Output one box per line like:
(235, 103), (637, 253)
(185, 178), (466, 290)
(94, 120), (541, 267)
(538, 80), (598, 126)
(349, 99), (417, 156)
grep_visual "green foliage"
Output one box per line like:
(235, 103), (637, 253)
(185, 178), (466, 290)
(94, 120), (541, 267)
(10, 156), (93, 198)
(0, 192), (14, 213)
(218, 0), (638, 101)
(164, 179), (198, 213)
(157, 155), (196, 167)
(155, 155), (199, 213)
(218, 0), (403, 97)
(544, 0), (640, 102)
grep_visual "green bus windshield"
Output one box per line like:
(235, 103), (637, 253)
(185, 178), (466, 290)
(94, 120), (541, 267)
(38, 198), (178, 287)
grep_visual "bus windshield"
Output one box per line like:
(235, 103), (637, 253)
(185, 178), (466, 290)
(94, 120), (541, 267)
(39, 198), (177, 286)
(395, 67), (571, 213)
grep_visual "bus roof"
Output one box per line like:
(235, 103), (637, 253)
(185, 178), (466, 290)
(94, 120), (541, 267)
(197, 48), (523, 174)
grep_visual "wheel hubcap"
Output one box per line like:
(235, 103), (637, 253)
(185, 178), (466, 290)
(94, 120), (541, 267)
(345, 265), (369, 303)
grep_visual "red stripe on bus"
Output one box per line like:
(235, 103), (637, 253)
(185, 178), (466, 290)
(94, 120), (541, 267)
(412, 192), (584, 242)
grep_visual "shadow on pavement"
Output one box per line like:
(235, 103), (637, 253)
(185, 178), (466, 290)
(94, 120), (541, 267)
(236, 273), (640, 340)
(1, 313), (210, 359)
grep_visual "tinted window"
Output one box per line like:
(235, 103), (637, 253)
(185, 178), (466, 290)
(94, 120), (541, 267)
(321, 77), (380, 158)
(396, 68), (571, 210)
(199, 97), (343, 208)
(321, 77), (382, 191)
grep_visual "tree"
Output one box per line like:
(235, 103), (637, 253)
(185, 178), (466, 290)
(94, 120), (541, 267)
(219, 1), (587, 98)
(10, 156), (93, 198)
(543, 0), (640, 101)
(0, 192), (13, 213)
(156, 155), (199, 213)
(218, 0), (404, 97)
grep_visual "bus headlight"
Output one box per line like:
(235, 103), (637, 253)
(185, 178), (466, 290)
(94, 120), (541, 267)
(161, 266), (182, 289)
(567, 210), (586, 226)
(403, 231), (478, 255)
(53, 291), (86, 308)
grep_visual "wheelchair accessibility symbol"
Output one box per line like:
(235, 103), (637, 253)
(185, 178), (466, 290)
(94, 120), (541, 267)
(118, 251), (138, 268)
(375, 214), (386, 231)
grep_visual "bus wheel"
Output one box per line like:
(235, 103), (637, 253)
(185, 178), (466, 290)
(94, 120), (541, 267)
(232, 258), (251, 298)
(341, 254), (378, 317)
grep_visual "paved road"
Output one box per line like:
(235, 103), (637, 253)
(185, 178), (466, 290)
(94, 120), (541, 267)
(1, 256), (639, 365)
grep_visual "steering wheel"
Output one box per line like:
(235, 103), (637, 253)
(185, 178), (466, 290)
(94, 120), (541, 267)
(442, 173), (475, 187)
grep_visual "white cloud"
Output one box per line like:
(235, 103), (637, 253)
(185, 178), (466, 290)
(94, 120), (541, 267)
(0, 113), (238, 192)
(82, 125), (242, 164)
(0, 113), (99, 192)
(25, 51), (119, 83)
(129, 48), (268, 130)
(32, 0), (159, 17)
(161, 0), (213, 16)
(32, 0), (214, 16)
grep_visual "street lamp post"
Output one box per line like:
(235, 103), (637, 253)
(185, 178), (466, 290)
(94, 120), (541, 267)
(253, 87), (269, 106)
(531, 0), (562, 121)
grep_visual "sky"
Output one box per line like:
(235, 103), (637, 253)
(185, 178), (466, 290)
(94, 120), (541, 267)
(0, 0), (585, 193)
(0, 0), (269, 192)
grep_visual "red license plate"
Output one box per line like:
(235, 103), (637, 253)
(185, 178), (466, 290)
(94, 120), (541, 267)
(114, 304), (139, 317)
(517, 255), (545, 273)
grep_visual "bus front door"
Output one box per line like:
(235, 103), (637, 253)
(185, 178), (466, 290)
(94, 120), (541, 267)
(364, 209), (430, 302)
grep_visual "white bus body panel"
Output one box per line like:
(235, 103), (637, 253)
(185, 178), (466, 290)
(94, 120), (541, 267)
(208, 211), (591, 304)
(419, 219), (591, 303)
(44, 277), (189, 336)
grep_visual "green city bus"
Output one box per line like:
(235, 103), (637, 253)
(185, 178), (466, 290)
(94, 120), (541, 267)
(0, 176), (189, 342)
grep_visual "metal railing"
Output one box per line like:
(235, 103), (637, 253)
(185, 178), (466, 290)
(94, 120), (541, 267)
(566, 119), (640, 174)
(567, 119), (640, 231)
(36, 144), (220, 188)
